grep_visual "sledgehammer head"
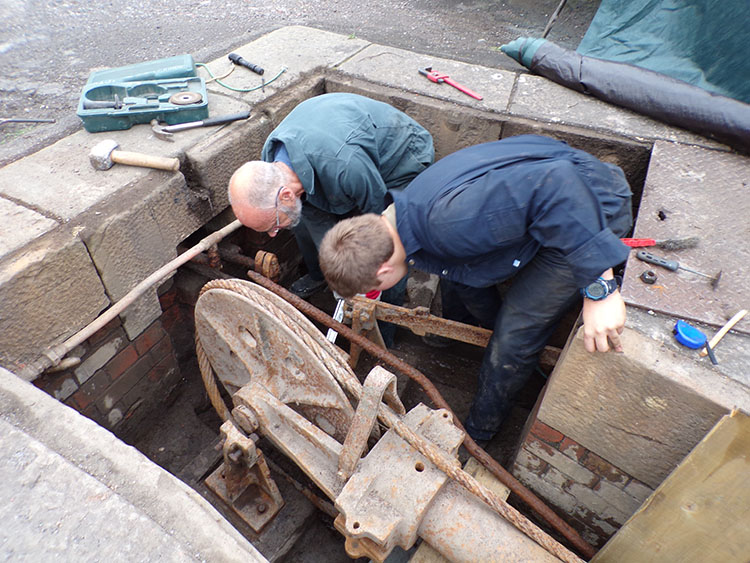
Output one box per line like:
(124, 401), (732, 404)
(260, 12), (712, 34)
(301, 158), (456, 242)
(89, 139), (120, 170)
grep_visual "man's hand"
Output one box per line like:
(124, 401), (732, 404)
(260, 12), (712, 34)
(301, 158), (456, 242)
(582, 290), (626, 353)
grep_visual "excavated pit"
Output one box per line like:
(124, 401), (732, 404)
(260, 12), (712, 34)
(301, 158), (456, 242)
(125, 79), (651, 561)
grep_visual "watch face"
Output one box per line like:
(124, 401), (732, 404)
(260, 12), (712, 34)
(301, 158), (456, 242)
(586, 281), (606, 299)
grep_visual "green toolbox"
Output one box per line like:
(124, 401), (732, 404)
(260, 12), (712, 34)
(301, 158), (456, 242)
(77, 54), (209, 133)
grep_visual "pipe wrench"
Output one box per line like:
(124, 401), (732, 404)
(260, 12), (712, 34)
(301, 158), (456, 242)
(418, 67), (483, 100)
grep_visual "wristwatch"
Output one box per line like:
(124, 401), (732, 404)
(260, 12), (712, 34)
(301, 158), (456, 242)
(581, 277), (620, 301)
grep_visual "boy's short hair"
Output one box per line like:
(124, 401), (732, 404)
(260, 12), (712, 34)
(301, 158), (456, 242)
(319, 214), (394, 297)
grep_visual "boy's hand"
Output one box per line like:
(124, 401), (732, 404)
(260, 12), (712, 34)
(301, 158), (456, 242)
(582, 291), (626, 353)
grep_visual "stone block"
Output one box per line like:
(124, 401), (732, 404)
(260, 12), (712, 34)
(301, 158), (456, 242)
(185, 104), (277, 211)
(0, 229), (109, 376)
(0, 199), (58, 260)
(337, 43), (512, 115)
(537, 325), (749, 488)
(204, 25), (370, 106)
(508, 74), (726, 150)
(326, 76), (504, 159)
(79, 172), (214, 339)
(0, 130), (184, 221)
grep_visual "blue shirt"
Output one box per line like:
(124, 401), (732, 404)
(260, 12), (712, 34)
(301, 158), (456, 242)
(391, 135), (632, 288)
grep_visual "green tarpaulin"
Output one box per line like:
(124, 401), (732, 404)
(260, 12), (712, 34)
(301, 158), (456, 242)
(500, 1), (750, 152)
(577, 0), (750, 104)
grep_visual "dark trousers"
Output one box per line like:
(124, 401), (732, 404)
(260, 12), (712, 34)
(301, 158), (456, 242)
(442, 248), (583, 441)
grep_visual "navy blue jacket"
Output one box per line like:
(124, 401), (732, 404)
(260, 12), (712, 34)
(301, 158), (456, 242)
(391, 135), (632, 289)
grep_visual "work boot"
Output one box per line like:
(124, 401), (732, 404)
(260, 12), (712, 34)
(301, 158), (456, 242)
(290, 274), (327, 299)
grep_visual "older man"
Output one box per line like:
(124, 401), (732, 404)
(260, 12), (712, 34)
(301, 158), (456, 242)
(228, 92), (434, 298)
(319, 135), (633, 443)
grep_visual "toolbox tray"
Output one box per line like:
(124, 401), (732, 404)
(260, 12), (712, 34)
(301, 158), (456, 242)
(77, 54), (209, 133)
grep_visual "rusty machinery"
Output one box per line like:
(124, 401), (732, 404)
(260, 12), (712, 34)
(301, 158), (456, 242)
(193, 277), (585, 562)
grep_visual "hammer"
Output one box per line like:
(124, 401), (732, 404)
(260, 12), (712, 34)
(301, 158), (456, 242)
(89, 139), (180, 172)
(150, 110), (251, 141)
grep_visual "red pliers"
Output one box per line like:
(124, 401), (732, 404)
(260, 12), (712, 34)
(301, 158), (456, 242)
(418, 67), (483, 100)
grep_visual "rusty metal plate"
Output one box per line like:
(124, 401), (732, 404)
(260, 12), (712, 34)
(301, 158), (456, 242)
(205, 460), (283, 533)
(621, 142), (750, 334)
(194, 280), (356, 443)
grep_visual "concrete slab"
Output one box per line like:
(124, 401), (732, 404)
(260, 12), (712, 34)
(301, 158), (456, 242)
(186, 77), (321, 205)
(622, 141), (750, 334)
(0, 367), (266, 562)
(0, 228), (109, 375)
(0, 198), (58, 259)
(337, 44), (513, 114)
(0, 129), (184, 221)
(203, 25), (370, 105)
(509, 74), (729, 150)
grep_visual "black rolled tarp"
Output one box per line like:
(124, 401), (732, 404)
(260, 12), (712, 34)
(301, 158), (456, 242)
(501, 37), (750, 153)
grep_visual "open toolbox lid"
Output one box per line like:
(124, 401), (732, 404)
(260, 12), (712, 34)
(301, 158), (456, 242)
(77, 54), (209, 133)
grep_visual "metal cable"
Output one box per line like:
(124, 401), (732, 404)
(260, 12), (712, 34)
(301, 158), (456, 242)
(193, 272), (592, 560)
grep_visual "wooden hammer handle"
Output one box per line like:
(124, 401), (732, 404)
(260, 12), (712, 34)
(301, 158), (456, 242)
(700, 309), (748, 357)
(111, 149), (180, 171)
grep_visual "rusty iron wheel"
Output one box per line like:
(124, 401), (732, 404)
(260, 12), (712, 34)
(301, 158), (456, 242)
(194, 278), (359, 443)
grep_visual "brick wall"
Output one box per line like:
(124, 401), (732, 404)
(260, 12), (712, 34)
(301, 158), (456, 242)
(512, 418), (654, 548)
(33, 284), (190, 443)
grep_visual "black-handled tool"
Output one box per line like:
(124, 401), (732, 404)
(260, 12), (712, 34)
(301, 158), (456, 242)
(150, 111), (251, 141)
(228, 53), (264, 75)
(635, 250), (721, 288)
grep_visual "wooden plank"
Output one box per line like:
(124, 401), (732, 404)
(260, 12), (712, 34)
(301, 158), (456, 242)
(410, 457), (511, 562)
(593, 410), (750, 563)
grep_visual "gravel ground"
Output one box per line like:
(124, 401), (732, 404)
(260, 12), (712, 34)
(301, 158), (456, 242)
(0, 0), (599, 166)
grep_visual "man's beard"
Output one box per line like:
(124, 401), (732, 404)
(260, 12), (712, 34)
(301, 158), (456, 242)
(280, 197), (303, 228)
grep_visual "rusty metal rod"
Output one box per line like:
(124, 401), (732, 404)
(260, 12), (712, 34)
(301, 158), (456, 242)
(242, 268), (596, 560)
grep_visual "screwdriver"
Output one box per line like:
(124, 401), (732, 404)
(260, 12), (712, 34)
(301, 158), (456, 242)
(635, 250), (721, 288)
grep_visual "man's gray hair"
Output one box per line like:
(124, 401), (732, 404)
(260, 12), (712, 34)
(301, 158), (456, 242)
(228, 161), (283, 209)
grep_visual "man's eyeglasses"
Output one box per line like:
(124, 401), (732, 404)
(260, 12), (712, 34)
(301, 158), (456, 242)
(268, 186), (284, 235)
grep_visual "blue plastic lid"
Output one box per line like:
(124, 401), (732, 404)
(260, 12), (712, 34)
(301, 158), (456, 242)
(673, 320), (707, 349)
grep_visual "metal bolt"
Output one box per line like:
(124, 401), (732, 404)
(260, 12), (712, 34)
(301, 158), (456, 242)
(228, 447), (243, 464)
(257, 503), (267, 514)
